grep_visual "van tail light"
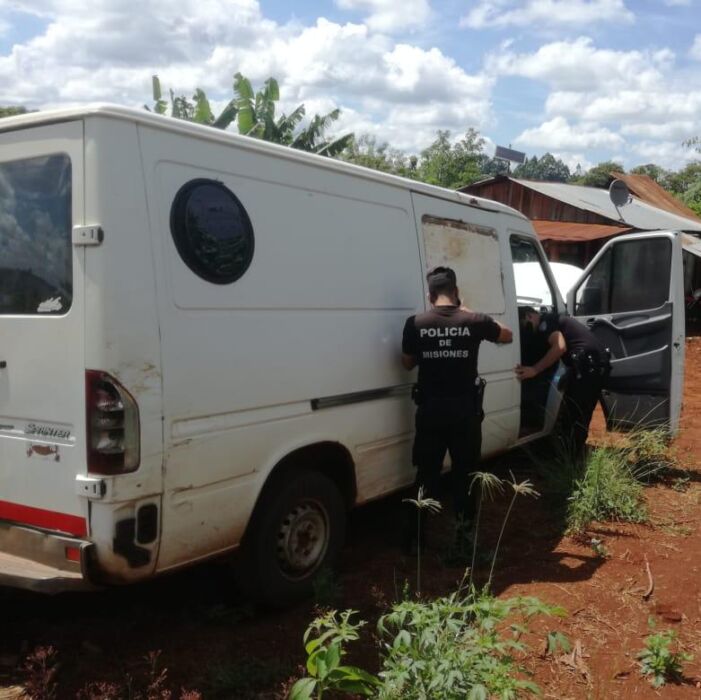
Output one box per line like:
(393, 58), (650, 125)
(85, 370), (140, 475)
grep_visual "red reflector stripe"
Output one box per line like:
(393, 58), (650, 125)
(65, 546), (81, 562)
(0, 500), (87, 536)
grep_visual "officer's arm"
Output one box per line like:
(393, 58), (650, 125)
(533, 331), (566, 374)
(515, 331), (565, 381)
(496, 322), (513, 344)
(402, 353), (417, 370)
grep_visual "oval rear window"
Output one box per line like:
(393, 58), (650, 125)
(170, 179), (254, 285)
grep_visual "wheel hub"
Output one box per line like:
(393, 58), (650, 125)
(276, 501), (329, 578)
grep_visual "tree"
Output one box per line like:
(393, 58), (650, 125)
(629, 163), (672, 189)
(665, 161), (701, 216)
(512, 153), (570, 182)
(148, 74), (353, 157)
(149, 76), (238, 129)
(417, 129), (485, 189)
(570, 160), (625, 188)
(0, 106), (29, 118)
(478, 155), (510, 178)
(341, 135), (417, 177)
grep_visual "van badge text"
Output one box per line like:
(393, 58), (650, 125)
(25, 423), (71, 440)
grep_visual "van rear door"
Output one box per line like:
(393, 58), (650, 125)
(0, 121), (87, 536)
(567, 231), (685, 433)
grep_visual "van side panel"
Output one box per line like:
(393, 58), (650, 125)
(137, 126), (425, 569)
(82, 117), (163, 580)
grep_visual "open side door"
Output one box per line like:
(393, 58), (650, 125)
(567, 231), (685, 433)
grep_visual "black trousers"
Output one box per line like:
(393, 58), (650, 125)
(558, 373), (604, 461)
(411, 395), (483, 521)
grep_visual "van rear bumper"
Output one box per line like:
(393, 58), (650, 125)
(0, 521), (95, 593)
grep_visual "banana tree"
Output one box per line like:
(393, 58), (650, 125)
(147, 76), (238, 130)
(148, 73), (352, 157)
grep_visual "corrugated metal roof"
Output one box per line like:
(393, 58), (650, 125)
(611, 172), (701, 223)
(514, 178), (701, 232)
(532, 220), (632, 242)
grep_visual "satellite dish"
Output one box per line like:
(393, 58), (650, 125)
(609, 179), (630, 207)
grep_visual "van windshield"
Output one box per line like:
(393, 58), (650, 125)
(0, 153), (72, 315)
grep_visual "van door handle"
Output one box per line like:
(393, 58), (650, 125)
(0, 361), (6, 369)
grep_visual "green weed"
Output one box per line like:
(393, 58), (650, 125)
(289, 610), (379, 699)
(589, 537), (610, 559)
(376, 591), (564, 699)
(402, 486), (442, 596)
(638, 619), (692, 688)
(291, 591), (566, 700)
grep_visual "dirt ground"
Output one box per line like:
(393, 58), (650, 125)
(1, 337), (700, 699)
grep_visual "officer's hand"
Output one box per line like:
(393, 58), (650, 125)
(515, 365), (537, 381)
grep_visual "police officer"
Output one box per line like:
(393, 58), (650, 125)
(516, 306), (610, 462)
(401, 267), (513, 540)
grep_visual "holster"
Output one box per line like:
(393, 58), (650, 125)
(569, 349), (612, 380)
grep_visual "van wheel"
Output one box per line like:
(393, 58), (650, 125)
(238, 469), (346, 607)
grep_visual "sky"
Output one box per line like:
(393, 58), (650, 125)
(1, 0), (701, 173)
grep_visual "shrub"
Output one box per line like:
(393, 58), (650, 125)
(291, 592), (566, 699)
(377, 591), (564, 699)
(289, 610), (379, 699)
(638, 619), (692, 688)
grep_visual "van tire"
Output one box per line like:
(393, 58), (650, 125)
(238, 469), (346, 607)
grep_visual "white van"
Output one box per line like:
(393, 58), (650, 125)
(0, 106), (685, 603)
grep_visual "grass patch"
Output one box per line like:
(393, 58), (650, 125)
(529, 427), (676, 535)
(567, 446), (648, 534)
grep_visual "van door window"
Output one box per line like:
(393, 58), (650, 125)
(0, 154), (72, 315)
(575, 238), (671, 315)
(422, 215), (505, 314)
(510, 236), (556, 309)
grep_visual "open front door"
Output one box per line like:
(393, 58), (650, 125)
(567, 231), (685, 433)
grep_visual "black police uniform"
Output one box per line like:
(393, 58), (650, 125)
(538, 313), (610, 459)
(402, 305), (501, 520)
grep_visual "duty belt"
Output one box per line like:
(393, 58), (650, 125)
(569, 349), (611, 380)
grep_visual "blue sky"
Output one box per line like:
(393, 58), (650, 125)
(1, 0), (701, 172)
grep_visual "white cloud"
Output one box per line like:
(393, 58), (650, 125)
(545, 90), (701, 123)
(621, 120), (699, 141)
(334, 0), (431, 32)
(514, 116), (624, 150)
(488, 36), (701, 162)
(0, 1), (492, 155)
(489, 37), (671, 92)
(461, 0), (633, 29)
(553, 152), (594, 173)
(631, 140), (699, 169)
(690, 34), (701, 60)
